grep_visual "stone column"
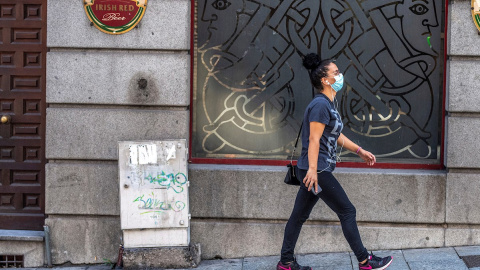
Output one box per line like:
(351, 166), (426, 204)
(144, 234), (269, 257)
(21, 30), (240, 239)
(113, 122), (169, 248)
(445, 0), (480, 246)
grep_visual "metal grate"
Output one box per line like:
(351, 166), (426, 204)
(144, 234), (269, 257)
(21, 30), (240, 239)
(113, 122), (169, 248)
(462, 255), (480, 268)
(0, 255), (24, 268)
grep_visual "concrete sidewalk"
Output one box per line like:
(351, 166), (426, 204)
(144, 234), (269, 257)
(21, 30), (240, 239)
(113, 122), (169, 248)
(13, 246), (480, 270)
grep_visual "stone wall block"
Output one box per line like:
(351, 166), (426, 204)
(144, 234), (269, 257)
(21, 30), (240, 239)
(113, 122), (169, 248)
(191, 221), (444, 260)
(446, 117), (480, 168)
(47, 0), (190, 49)
(45, 217), (122, 265)
(446, 172), (480, 223)
(46, 163), (119, 215)
(449, 1), (480, 56)
(189, 165), (446, 224)
(44, 163), (445, 223)
(46, 108), (188, 160)
(47, 51), (189, 106)
(446, 226), (480, 247)
(447, 60), (480, 112)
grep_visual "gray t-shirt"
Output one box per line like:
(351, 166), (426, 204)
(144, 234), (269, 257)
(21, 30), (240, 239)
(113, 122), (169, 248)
(297, 93), (343, 172)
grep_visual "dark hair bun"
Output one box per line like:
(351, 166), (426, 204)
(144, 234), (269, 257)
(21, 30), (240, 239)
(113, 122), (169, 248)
(303, 53), (321, 70)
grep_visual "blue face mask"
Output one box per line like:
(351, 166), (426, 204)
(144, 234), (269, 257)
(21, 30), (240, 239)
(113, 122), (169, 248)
(331, 73), (344, 92)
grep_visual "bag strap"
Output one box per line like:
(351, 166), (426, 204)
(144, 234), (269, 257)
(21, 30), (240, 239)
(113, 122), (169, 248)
(289, 123), (303, 163)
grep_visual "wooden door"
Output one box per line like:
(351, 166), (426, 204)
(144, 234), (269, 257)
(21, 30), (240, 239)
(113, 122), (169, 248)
(0, 0), (46, 230)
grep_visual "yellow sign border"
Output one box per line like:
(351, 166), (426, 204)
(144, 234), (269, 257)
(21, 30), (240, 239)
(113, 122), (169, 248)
(84, 0), (147, 35)
(472, 0), (480, 32)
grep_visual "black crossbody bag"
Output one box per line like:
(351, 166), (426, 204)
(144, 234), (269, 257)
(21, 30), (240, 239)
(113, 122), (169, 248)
(284, 124), (302, 186)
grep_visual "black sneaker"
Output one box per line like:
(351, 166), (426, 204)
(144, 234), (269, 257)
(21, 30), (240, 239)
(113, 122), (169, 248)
(277, 257), (312, 270)
(358, 252), (393, 270)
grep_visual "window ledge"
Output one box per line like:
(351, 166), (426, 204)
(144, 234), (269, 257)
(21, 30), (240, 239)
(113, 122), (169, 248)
(0, 230), (44, 242)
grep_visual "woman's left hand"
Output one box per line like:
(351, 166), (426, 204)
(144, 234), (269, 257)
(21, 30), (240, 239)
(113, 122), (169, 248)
(358, 149), (376, 166)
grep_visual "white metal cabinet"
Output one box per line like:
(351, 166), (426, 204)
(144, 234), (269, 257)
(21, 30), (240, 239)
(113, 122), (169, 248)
(118, 140), (189, 248)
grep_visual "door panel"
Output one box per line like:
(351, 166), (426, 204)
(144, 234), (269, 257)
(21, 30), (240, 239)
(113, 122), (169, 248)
(0, 0), (46, 231)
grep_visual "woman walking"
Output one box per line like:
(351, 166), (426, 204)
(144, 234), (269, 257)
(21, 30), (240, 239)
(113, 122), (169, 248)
(277, 53), (393, 270)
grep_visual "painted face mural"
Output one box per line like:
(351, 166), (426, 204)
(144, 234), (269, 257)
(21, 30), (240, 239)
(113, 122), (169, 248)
(199, 0), (243, 50)
(398, 0), (440, 56)
(193, 0), (444, 162)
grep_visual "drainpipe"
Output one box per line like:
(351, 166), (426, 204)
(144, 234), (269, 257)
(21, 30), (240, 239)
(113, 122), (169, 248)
(43, 225), (52, 268)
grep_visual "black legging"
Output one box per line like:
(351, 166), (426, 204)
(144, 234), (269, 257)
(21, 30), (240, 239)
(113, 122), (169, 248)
(280, 168), (369, 263)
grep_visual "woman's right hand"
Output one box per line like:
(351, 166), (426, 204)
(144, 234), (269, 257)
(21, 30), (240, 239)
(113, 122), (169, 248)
(303, 168), (319, 193)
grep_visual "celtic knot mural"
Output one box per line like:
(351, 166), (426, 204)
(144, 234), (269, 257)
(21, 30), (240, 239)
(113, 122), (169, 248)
(193, 0), (444, 163)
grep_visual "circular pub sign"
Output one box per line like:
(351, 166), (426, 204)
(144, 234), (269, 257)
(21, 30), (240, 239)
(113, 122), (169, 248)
(84, 0), (147, 35)
(473, 0), (480, 32)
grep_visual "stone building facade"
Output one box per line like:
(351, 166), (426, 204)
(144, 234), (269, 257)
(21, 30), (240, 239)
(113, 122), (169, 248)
(2, 0), (480, 267)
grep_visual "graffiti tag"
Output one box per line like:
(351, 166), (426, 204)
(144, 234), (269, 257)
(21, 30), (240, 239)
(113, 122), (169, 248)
(133, 192), (186, 214)
(145, 171), (187, 193)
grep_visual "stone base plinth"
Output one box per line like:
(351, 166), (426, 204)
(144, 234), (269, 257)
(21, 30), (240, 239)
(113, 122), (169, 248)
(123, 244), (201, 269)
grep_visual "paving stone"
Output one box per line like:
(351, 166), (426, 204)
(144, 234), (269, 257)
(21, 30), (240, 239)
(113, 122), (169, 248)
(407, 259), (468, 270)
(29, 266), (108, 270)
(375, 250), (406, 270)
(242, 255), (279, 270)
(86, 266), (112, 270)
(381, 259), (409, 270)
(349, 250), (406, 270)
(193, 259), (244, 270)
(297, 252), (352, 267)
(403, 247), (459, 262)
(312, 265), (353, 270)
(461, 255), (480, 269)
(242, 253), (354, 270)
(455, 246), (480, 257)
(13, 246), (480, 270)
(40, 268), (88, 270)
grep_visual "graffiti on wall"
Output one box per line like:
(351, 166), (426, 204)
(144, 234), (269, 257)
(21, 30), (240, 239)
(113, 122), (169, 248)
(124, 143), (188, 221)
(127, 171), (188, 216)
(145, 172), (188, 193)
(133, 192), (186, 214)
(193, 0), (444, 162)
(127, 171), (188, 192)
(120, 141), (189, 230)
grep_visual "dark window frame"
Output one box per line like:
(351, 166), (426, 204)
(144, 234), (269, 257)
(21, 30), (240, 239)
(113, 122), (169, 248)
(188, 0), (449, 170)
